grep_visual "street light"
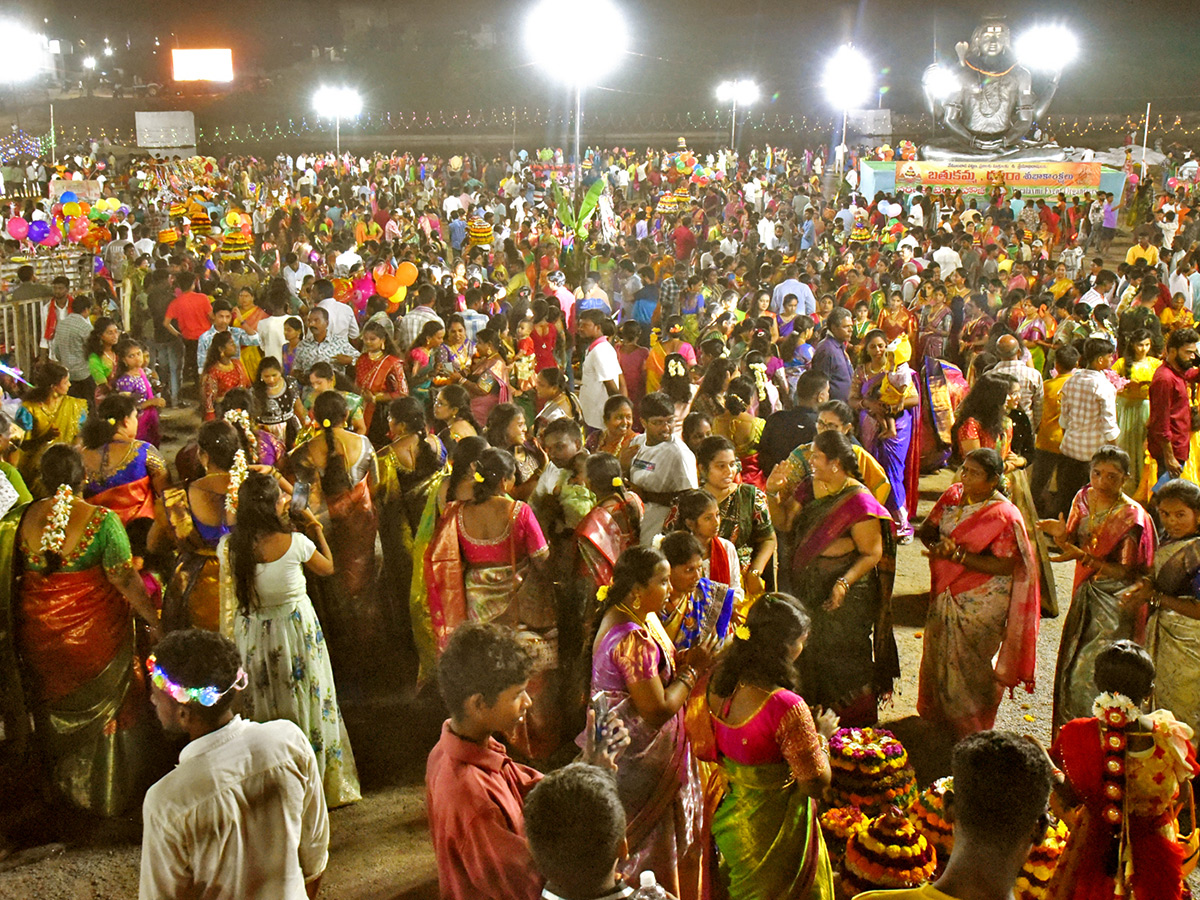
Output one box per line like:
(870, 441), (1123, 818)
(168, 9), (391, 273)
(2, 25), (45, 83)
(716, 79), (759, 151)
(525, 0), (628, 204)
(103, 46), (113, 57)
(312, 86), (362, 157)
(1015, 25), (1079, 73)
(82, 56), (96, 70)
(922, 64), (959, 103)
(821, 44), (874, 175)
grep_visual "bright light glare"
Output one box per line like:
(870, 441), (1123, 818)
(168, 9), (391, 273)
(313, 86), (363, 119)
(716, 79), (760, 105)
(922, 64), (960, 102)
(2, 25), (46, 83)
(82, 56), (96, 70)
(171, 48), (234, 82)
(1015, 26), (1079, 73)
(525, 0), (628, 85)
(103, 47), (113, 57)
(822, 44), (874, 110)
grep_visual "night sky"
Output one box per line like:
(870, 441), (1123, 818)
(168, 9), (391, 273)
(4, 0), (1199, 116)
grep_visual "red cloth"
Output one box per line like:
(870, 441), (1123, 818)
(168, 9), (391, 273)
(673, 223), (697, 260)
(425, 721), (543, 900)
(165, 291), (214, 341)
(1148, 362), (1200, 464)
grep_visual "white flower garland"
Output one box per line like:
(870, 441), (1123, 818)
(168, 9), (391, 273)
(1092, 691), (1139, 725)
(40, 484), (73, 557)
(222, 408), (259, 460)
(225, 449), (248, 518)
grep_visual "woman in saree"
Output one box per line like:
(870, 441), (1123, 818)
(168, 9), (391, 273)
(409, 435), (488, 686)
(917, 283), (953, 361)
(851, 329), (921, 540)
(434, 314), (475, 380)
(1037, 446), (1155, 735)
(374, 397), (446, 676)
(658, 530), (744, 650)
(15, 362), (88, 496)
(766, 429), (898, 727)
(300, 361), (367, 439)
(1112, 329), (1159, 492)
(1120, 479), (1200, 743)
(577, 452), (644, 599)
(431, 384), (479, 445)
(220, 472), (361, 808)
(7, 444), (162, 815)
(354, 321), (408, 449)
(696, 436), (775, 596)
(80, 394), (168, 525)
(1015, 297), (1056, 373)
(694, 594), (837, 900)
(459, 327), (509, 427)
(85, 316), (120, 399)
(230, 286), (266, 381)
(485, 403), (545, 502)
(955, 369), (1059, 616)
(917, 448), (1041, 739)
(252, 356), (306, 450)
(532, 367), (584, 439)
(670, 490), (744, 600)
(1047, 640), (1198, 900)
(111, 338), (164, 446)
(152, 420), (245, 633)
(589, 546), (717, 900)
(586, 395), (638, 457)
(200, 332), (252, 422)
(713, 377), (766, 489)
(219, 388), (287, 470)
(958, 294), (996, 375)
(406, 319), (444, 404)
(425, 447), (555, 757)
(876, 290), (916, 345)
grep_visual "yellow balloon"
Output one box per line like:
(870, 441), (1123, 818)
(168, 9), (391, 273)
(63, 202), (81, 217)
(225, 211), (241, 227)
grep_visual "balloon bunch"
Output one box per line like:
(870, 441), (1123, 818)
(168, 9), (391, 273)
(6, 190), (129, 250)
(662, 149), (724, 188)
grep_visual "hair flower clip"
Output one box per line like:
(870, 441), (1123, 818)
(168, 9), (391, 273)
(612, 476), (623, 487)
(322, 418), (332, 428)
(734, 624), (751, 640)
(474, 471), (485, 482)
(595, 585), (609, 604)
(107, 417), (117, 425)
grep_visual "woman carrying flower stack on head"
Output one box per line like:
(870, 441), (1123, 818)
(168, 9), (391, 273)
(1048, 640), (1198, 900)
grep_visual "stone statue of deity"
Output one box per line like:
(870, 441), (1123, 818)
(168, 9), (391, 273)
(921, 17), (1064, 161)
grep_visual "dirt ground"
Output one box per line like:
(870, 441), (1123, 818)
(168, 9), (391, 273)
(0, 448), (1083, 900)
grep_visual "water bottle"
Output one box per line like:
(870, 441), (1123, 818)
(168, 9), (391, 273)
(631, 870), (671, 900)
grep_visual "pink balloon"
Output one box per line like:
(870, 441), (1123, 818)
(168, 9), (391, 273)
(6, 217), (28, 240)
(41, 229), (61, 247)
(68, 219), (89, 242)
(1128, 173), (1140, 185)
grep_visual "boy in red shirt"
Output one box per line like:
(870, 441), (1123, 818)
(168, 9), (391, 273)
(164, 271), (213, 389)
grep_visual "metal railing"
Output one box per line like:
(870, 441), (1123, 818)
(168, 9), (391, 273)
(0, 297), (48, 377)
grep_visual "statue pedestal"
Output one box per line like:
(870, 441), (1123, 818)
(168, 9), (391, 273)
(919, 141), (1069, 163)
(858, 159), (1127, 201)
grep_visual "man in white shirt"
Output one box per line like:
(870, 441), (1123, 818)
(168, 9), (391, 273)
(313, 278), (360, 343)
(283, 253), (315, 299)
(628, 391), (698, 546)
(931, 234), (963, 277)
(578, 310), (624, 430)
(140, 630), (329, 900)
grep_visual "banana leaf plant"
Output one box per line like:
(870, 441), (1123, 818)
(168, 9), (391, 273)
(552, 178), (606, 280)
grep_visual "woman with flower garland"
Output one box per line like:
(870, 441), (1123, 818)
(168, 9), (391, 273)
(646, 317), (698, 394)
(1120, 478), (1200, 745)
(80, 393), (169, 525)
(1048, 640), (1198, 900)
(659, 352), (698, 437)
(712, 377), (767, 489)
(152, 420), (248, 633)
(1037, 446), (1156, 736)
(693, 594), (838, 900)
(6, 444), (162, 816)
(917, 448), (1041, 739)
(219, 471), (362, 807)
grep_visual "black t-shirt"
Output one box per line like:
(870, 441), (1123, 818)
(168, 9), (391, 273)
(147, 284), (177, 342)
(759, 407), (819, 474)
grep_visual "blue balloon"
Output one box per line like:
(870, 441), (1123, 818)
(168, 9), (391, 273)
(59, 191), (78, 204)
(27, 220), (49, 242)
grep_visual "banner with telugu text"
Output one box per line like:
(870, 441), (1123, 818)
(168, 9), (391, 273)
(894, 160), (1103, 198)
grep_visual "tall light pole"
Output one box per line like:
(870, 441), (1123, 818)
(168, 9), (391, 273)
(526, 0), (628, 207)
(821, 44), (873, 177)
(312, 86), (362, 158)
(716, 79), (759, 153)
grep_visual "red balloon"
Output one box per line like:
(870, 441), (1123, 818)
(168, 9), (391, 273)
(396, 261), (418, 287)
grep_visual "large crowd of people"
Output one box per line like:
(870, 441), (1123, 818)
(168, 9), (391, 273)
(3, 139), (1200, 899)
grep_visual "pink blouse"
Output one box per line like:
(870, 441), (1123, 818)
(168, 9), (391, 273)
(457, 500), (548, 567)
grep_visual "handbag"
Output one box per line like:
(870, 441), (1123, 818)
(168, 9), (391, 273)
(1178, 780), (1199, 877)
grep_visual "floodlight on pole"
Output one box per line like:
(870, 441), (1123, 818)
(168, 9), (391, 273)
(1015, 25), (1079, 73)
(103, 46), (113, 57)
(716, 79), (759, 150)
(313, 86), (363, 157)
(821, 44), (873, 175)
(922, 64), (959, 103)
(2, 25), (46, 84)
(525, 0), (628, 204)
(82, 56), (97, 70)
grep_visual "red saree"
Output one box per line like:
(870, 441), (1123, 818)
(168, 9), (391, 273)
(87, 477), (155, 525)
(355, 352), (407, 443)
